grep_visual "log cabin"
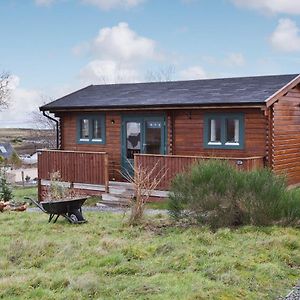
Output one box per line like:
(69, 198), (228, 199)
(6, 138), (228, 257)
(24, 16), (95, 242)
(38, 74), (300, 200)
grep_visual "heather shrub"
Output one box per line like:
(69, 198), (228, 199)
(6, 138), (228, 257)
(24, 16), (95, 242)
(168, 160), (300, 228)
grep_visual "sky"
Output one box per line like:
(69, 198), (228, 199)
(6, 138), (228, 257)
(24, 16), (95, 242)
(1, 0), (300, 128)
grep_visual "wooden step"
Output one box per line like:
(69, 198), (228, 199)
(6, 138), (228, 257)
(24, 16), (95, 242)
(108, 186), (135, 196)
(101, 193), (131, 203)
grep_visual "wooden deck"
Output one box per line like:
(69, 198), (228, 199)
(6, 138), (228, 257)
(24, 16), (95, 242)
(135, 154), (265, 190)
(38, 150), (264, 200)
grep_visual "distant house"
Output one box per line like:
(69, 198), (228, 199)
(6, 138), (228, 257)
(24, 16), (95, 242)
(0, 142), (14, 160)
(36, 74), (300, 200)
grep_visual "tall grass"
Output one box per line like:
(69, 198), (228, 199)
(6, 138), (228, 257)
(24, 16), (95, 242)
(168, 160), (300, 228)
(0, 212), (300, 299)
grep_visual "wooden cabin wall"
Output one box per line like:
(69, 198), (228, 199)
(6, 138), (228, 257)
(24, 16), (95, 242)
(59, 111), (123, 181)
(272, 86), (300, 185)
(172, 108), (267, 158)
(57, 108), (267, 181)
(57, 111), (173, 181)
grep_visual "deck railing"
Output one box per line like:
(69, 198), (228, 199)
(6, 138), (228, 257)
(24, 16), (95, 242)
(134, 154), (265, 191)
(38, 150), (109, 196)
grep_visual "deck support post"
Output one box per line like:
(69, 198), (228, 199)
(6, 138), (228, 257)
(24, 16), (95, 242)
(38, 178), (42, 202)
(104, 153), (109, 193)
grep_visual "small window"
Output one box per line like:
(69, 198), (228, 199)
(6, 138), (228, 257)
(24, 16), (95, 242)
(208, 118), (221, 145)
(204, 113), (244, 149)
(80, 119), (89, 141)
(226, 118), (240, 145)
(77, 115), (105, 144)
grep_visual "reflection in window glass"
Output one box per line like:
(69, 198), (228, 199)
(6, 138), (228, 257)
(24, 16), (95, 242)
(226, 119), (239, 143)
(209, 119), (221, 143)
(126, 122), (141, 159)
(145, 121), (161, 154)
(80, 119), (89, 139)
(92, 119), (102, 140)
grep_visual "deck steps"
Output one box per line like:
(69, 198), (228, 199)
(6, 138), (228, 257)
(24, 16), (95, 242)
(98, 181), (134, 207)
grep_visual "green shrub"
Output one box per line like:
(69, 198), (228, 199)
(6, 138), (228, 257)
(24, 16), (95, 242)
(0, 169), (13, 202)
(168, 160), (300, 228)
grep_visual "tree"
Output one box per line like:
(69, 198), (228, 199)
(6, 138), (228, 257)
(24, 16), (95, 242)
(0, 71), (11, 110)
(29, 96), (57, 149)
(145, 65), (176, 82)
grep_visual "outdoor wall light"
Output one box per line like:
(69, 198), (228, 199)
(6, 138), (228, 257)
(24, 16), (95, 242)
(111, 119), (115, 124)
(186, 111), (192, 119)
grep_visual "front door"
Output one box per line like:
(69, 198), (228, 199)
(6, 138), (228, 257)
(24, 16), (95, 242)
(121, 115), (166, 176)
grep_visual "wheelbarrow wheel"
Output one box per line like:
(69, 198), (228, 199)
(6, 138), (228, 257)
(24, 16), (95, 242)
(69, 213), (78, 223)
(68, 209), (85, 224)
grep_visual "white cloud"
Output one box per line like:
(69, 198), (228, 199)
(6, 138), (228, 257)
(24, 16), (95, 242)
(35, 0), (55, 6)
(179, 66), (208, 80)
(79, 60), (140, 84)
(270, 18), (300, 52)
(76, 22), (162, 83)
(224, 53), (246, 67)
(76, 22), (160, 62)
(81, 0), (144, 10)
(231, 0), (300, 15)
(0, 76), (43, 128)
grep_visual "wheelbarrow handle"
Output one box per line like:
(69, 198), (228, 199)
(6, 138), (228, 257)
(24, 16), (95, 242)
(24, 197), (47, 213)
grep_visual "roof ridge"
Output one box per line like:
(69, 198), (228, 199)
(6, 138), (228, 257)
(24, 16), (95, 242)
(90, 73), (299, 87)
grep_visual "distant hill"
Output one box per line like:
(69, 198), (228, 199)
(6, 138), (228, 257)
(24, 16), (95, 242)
(0, 128), (56, 155)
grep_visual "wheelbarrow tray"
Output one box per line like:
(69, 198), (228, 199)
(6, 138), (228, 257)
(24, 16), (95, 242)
(25, 196), (88, 224)
(41, 197), (87, 215)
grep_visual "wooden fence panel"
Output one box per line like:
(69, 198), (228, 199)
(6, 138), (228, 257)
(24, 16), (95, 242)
(134, 154), (264, 190)
(38, 150), (109, 186)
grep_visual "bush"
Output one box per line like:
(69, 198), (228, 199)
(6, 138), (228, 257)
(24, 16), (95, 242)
(0, 169), (13, 202)
(168, 160), (300, 228)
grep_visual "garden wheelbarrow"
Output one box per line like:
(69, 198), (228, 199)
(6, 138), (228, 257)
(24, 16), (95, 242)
(25, 197), (88, 224)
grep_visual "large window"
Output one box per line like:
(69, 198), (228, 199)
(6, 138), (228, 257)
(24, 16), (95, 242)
(204, 113), (244, 149)
(77, 114), (105, 144)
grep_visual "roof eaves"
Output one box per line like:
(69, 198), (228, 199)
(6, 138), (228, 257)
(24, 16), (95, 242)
(266, 74), (300, 107)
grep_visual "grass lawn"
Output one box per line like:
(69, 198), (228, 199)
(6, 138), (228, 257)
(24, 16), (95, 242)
(0, 212), (299, 299)
(13, 186), (38, 203)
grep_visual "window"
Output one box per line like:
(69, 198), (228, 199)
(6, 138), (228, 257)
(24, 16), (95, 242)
(0, 146), (7, 153)
(77, 114), (105, 144)
(204, 113), (244, 149)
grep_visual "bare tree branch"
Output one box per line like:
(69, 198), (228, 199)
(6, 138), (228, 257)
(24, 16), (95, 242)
(29, 96), (57, 149)
(145, 65), (176, 82)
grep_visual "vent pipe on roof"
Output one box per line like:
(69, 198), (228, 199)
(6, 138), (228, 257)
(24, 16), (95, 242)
(42, 111), (60, 149)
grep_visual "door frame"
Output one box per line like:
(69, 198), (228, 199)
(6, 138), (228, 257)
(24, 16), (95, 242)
(121, 113), (167, 177)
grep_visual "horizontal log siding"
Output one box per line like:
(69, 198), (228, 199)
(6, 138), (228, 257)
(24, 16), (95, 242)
(58, 108), (267, 182)
(59, 112), (122, 181)
(38, 150), (108, 185)
(135, 154), (264, 190)
(173, 108), (267, 158)
(272, 86), (300, 185)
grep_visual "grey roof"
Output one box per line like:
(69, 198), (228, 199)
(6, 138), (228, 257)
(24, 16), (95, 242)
(40, 74), (299, 111)
(0, 142), (14, 159)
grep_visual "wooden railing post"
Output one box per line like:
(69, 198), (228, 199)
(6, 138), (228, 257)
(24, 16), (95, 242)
(104, 153), (109, 193)
(38, 178), (42, 202)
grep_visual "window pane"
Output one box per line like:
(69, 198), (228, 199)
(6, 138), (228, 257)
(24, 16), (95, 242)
(226, 119), (239, 143)
(126, 122), (141, 159)
(80, 119), (89, 139)
(209, 119), (221, 143)
(144, 121), (161, 154)
(92, 119), (102, 140)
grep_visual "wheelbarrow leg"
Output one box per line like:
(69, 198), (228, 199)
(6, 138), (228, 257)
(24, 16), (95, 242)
(49, 214), (54, 223)
(53, 215), (60, 223)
